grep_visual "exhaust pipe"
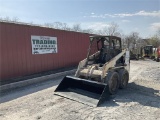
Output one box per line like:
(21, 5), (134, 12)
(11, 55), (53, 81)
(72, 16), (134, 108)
(54, 76), (110, 107)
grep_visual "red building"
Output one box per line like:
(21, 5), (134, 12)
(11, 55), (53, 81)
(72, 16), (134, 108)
(0, 22), (91, 81)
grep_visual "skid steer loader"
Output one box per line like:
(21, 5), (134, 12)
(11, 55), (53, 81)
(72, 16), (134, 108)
(54, 36), (130, 107)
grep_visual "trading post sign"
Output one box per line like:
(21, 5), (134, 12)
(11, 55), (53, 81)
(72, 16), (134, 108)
(31, 35), (58, 54)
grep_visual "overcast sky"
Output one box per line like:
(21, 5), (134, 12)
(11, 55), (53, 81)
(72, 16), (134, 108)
(0, 0), (160, 38)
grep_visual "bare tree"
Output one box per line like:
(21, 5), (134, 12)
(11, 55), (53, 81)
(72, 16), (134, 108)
(107, 22), (119, 36)
(52, 22), (63, 29)
(0, 16), (10, 22)
(96, 22), (121, 36)
(120, 34), (127, 48)
(12, 17), (19, 22)
(44, 22), (71, 30)
(0, 16), (20, 22)
(72, 23), (81, 32)
(156, 28), (160, 37)
(125, 32), (141, 49)
(142, 29), (160, 47)
(96, 30), (104, 35)
(61, 23), (71, 30)
(44, 23), (54, 28)
(4, 16), (11, 21)
(148, 35), (160, 47)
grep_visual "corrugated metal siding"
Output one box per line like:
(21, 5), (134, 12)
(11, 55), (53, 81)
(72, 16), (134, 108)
(0, 22), (90, 80)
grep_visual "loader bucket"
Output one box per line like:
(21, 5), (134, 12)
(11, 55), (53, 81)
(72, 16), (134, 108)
(54, 76), (110, 107)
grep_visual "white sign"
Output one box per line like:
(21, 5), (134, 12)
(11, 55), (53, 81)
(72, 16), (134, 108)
(31, 35), (58, 54)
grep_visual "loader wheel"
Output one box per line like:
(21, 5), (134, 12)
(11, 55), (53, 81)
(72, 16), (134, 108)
(136, 55), (139, 60)
(105, 72), (119, 95)
(118, 69), (129, 89)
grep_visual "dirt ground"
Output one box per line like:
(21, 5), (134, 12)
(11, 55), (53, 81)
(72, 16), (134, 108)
(0, 60), (160, 120)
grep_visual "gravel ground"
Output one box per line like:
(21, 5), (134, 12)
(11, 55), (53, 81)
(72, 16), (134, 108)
(0, 60), (160, 120)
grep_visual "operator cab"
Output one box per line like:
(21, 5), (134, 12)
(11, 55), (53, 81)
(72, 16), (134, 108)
(87, 36), (123, 66)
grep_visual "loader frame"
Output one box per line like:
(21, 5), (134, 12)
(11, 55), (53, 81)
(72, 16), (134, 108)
(54, 35), (130, 107)
(75, 36), (129, 82)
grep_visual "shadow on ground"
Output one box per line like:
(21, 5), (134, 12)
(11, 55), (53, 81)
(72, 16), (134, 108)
(1, 79), (160, 109)
(0, 66), (76, 85)
(0, 77), (62, 103)
(100, 82), (160, 108)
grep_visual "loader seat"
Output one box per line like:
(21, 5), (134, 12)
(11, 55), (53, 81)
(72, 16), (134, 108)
(98, 48), (106, 63)
(97, 48), (122, 65)
(96, 48), (112, 64)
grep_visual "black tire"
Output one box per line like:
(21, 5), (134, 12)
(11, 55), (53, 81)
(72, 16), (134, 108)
(136, 55), (139, 60)
(156, 58), (159, 62)
(118, 69), (129, 89)
(105, 72), (119, 95)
